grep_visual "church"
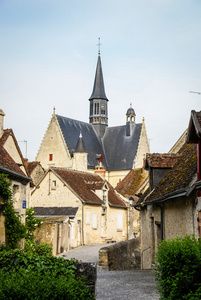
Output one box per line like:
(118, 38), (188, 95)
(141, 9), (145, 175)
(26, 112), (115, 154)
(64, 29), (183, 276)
(36, 51), (150, 187)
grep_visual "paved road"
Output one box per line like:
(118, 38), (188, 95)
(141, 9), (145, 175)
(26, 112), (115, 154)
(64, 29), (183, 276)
(59, 244), (159, 300)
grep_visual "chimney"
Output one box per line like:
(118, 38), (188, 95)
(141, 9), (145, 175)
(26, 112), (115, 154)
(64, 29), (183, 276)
(94, 155), (106, 179)
(0, 109), (5, 138)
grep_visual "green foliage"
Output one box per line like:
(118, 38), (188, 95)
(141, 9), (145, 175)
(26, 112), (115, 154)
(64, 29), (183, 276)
(25, 207), (42, 241)
(0, 249), (94, 299)
(155, 235), (201, 300)
(0, 174), (26, 249)
(34, 242), (53, 256)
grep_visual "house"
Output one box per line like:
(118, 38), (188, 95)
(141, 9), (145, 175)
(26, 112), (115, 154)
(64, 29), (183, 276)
(135, 116), (201, 269)
(0, 144), (31, 244)
(115, 167), (149, 238)
(0, 108), (32, 245)
(34, 207), (78, 256)
(31, 167), (128, 253)
(35, 52), (150, 187)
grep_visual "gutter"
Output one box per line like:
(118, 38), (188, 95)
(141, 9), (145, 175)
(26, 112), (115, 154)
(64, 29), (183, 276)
(144, 188), (188, 206)
(0, 166), (32, 182)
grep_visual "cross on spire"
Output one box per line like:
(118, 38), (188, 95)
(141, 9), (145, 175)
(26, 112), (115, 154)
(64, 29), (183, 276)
(97, 37), (102, 55)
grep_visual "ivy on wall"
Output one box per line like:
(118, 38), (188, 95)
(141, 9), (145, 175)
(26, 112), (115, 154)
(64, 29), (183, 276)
(0, 173), (26, 249)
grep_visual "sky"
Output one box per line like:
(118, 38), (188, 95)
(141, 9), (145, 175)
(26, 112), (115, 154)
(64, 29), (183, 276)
(0, 0), (201, 161)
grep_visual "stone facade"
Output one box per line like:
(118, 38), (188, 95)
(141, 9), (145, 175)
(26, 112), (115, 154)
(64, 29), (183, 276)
(31, 167), (128, 252)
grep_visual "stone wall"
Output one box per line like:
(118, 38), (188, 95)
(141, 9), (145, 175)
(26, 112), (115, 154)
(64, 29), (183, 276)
(99, 238), (141, 270)
(74, 262), (97, 296)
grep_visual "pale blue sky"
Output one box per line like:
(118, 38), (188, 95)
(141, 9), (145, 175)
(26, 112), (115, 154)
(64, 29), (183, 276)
(0, 0), (201, 160)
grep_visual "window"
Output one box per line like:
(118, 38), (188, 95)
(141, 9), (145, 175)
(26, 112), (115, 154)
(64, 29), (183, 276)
(94, 103), (99, 115)
(49, 154), (53, 161)
(86, 212), (90, 225)
(117, 211), (123, 231)
(52, 180), (56, 190)
(92, 214), (97, 229)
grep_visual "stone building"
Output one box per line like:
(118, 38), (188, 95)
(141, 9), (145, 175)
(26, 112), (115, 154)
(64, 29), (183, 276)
(31, 167), (128, 253)
(135, 111), (201, 269)
(36, 52), (150, 187)
(0, 109), (31, 244)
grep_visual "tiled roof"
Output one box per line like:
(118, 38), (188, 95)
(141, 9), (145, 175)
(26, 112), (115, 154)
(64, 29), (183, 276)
(0, 129), (29, 176)
(145, 153), (180, 169)
(51, 167), (126, 207)
(144, 143), (197, 203)
(0, 129), (12, 146)
(34, 207), (78, 217)
(26, 161), (41, 175)
(107, 182), (127, 208)
(0, 144), (27, 178)
(115, 168), (148, 198)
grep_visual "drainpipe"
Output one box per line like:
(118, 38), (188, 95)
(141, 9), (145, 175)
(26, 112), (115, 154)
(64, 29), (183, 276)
(82, 203), (85, 245)
(156, 204), (164, 241)
(127, 207), (129, 240)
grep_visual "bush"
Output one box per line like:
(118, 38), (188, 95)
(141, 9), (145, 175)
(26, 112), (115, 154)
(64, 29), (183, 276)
(155, 235), (201, 300)
(0, 249), (94, 299)
(0, 270), (94, 300)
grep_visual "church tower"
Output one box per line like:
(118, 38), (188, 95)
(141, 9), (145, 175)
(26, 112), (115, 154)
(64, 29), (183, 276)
(89, 50), (109, 138)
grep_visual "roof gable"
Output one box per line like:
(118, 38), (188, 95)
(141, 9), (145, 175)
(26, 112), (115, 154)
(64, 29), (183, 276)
(0, 144), (30, 183)
(145, 143), (197, 203)
(186, 110), (201, 143)
(56, 115), (105, 169)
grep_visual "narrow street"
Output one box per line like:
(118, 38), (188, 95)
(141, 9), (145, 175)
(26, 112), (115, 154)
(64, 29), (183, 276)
(59, 244), (159, 300)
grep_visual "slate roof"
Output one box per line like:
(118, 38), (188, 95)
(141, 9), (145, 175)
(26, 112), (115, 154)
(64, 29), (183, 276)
(57, 115), (104, 168)
(140, 143), (197, 205)
(57, 115), (142, 171)
(103, 124), (142, 170)
(51, 167), (126, 208)
(145, 153), (180, 169)
(0, 144), (31, 182)
(89, 55), (108, 101)
(34, 207), (78, 217)
(115, 168), (148, 198)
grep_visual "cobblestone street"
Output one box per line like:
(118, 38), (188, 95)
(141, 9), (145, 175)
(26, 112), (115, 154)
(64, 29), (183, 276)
(60, 244), (159, 299)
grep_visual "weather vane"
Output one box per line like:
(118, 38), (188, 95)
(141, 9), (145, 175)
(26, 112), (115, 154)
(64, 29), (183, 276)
(97, 37), (102, 55)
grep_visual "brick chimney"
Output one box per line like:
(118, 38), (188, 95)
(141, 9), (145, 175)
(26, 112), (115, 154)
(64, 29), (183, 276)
(94, 155), (106, 179)
(0, 109), (5, 138)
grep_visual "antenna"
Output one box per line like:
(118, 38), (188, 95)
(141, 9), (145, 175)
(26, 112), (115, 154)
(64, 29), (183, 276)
(189, 91), (201, 95)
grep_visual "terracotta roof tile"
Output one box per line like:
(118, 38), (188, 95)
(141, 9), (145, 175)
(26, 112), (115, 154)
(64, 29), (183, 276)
(26, 161), (41, 175)
(145, 143), (197, 203)
(0, 129), (12, 146)
(146, 153), (180, 168)
(51, 168), (126, 207)
(0, 144), (27, 177)
(115, 168), (148, 198)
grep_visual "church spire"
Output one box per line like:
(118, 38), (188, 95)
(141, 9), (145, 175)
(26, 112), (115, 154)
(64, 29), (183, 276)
(89, 54), (108, 101)
(89, 41), (109, 138)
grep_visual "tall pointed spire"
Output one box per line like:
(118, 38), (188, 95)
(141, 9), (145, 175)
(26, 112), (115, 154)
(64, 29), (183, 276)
(89, 41), (109, 138)
(89, 54), (108, 101)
